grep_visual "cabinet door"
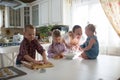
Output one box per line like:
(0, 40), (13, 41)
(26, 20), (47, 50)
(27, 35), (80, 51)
(40, 1), (49, 25)
(8, 8), (22, 28)
(24, 7), (30, 26)
(32, 5), (39, 26)
(51, 0), (62, 24)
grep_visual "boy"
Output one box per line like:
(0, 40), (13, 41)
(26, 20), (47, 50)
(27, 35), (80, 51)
(16, 24), (48, 65)
(47, 29), (66, 59)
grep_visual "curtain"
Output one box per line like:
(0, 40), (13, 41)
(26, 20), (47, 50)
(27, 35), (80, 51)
(100, 0), (120, 37)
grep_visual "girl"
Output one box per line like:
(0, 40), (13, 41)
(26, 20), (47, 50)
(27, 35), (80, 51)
(79, 24), (99, 59)
(47, 29), (66, 59)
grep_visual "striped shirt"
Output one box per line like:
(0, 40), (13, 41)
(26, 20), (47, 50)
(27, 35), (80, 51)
(47, 42), (66, 58)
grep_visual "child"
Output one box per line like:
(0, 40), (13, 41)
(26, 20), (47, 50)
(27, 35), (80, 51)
(63, 25), (82, 51)
(16, 24), (48, 65)
(79, 24), (99, 59)
(47, 29), (66, 59)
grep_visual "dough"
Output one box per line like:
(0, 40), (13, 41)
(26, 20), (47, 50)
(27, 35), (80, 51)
(3, 68), (13, 75)
(22, 61), (54, 70)
(32, 62), (54, 69)
(53, 55), (63, 59)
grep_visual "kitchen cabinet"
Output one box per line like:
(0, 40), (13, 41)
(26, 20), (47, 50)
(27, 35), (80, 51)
(31, 0), (66, 26)
(5, 6), (31, 28)
(39, 0), (49, 25)
(4, 0), (71, 28)
(5, 7), (22, 28)
(24, 7), (30, 26)
(50, 0), (62, 24)
(32, 4), (39, 27)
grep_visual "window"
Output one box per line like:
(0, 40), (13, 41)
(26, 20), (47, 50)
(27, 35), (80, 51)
(72, 1), (120, 55)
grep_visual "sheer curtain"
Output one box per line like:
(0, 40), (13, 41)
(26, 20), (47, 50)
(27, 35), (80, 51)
(71, 0), (120, 55)
(100, 0), (120, 37)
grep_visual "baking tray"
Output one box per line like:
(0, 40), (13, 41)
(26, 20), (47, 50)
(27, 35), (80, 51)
(0, 66), (27, 80)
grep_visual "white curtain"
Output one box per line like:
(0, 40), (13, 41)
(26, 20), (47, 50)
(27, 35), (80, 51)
(71, 0), (120, 55)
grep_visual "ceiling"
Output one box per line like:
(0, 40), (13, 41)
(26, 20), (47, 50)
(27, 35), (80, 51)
(0, 0), (36, 9)
(20, 0), (36, 3)
(0, 0), (36, 3)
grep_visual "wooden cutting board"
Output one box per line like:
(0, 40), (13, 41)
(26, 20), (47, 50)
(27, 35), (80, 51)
(21, 61), (54, 70)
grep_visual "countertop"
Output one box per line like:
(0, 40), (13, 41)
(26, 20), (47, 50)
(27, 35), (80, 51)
(9, 55), (120, 80)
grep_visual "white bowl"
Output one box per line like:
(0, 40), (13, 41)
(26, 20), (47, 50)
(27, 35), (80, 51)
(65, 53), (75, 59)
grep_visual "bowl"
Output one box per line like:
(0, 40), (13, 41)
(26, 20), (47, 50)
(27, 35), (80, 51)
(65, 53), (75, 59)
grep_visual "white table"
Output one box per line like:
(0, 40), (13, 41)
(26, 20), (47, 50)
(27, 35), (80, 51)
(9, 55), (120, 80)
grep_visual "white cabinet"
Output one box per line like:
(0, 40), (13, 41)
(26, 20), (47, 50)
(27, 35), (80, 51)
(4, 0), (71, 28)
(5, 7), (22, 28)
(39, 0), (49, 25)
(5, 6), (31, 28)
(32, 4), (39, 27)
(31, 0), (64, 26)
(24, 7), (30, 26)
(50, 0), (62, 24)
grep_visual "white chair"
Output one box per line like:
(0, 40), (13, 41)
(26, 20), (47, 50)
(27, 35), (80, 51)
(0, 46), (19, 67)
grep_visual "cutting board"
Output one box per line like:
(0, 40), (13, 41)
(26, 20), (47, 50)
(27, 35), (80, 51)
(21, 61), (54, 70)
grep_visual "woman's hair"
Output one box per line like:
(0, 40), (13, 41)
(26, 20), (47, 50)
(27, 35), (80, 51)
(86, 24), (96, 33)
(72, 25), (81, 33)
(52, 29), (61, 38)
(24, 24), (35, 32)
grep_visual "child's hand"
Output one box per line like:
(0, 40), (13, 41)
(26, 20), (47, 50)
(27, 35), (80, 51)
(53, 54), (64, 59)
(43, 59), (49, 64)
(33, 60), (44, 65)
(59, 52), (64, 57)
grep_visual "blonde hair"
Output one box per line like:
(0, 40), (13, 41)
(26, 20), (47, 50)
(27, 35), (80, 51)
(51, 29), (61, 48)
(52, 29), (61, 38)
(86, 24), (96, 34)
(24, 24), (35, 32)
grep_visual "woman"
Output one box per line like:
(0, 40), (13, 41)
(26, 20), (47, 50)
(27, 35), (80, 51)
(63, 25), (82, 51)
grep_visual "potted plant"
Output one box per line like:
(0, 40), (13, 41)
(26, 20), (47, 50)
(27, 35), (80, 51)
(39, 25), (53, 42)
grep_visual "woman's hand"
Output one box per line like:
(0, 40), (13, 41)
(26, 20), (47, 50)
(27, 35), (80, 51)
(79, 47), (84, 51)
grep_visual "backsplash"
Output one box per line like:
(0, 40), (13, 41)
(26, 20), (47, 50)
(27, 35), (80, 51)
(1, 27), (23, 38)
